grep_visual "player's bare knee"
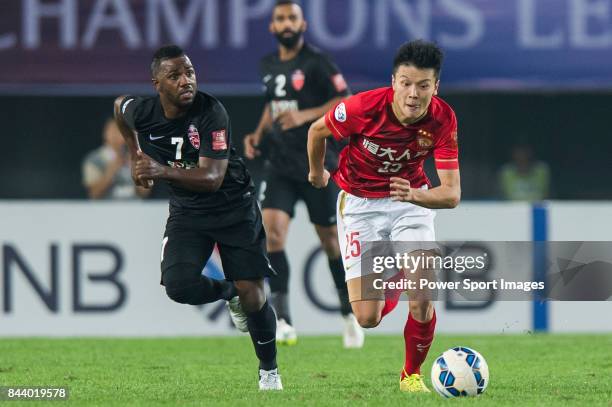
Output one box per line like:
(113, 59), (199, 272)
(316, 227), (340, 258)
(355, 312), (381, 328)
(352, 304), (382, 328)
(321, 237), (340, 258)
(263, 210), (289, 251)
(265, 227), (287, 252)
(234, 279), (266, 312)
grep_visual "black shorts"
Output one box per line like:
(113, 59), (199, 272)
(161, 198), (275, 282)
(259, 168), (340, 227)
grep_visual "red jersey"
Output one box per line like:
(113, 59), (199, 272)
(324, 87), (459, 198)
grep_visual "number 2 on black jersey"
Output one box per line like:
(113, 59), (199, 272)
(275, 75), (287, 97)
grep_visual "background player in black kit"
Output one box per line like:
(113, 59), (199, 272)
(113, 45), (282, 390)
(243, 0), (364, 348)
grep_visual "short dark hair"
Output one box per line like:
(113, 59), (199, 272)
(151, 45), (185, 77)
(393, 40), (444, 78)
(274, 0), (302, 8)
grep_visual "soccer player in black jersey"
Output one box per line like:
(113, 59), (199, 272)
(113, 45), (282, 390)
(243, 0), (364, 348)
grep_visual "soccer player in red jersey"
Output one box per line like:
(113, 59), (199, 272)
(307, 40), (461, 392)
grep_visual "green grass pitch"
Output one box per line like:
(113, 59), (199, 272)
(0, 334), (610, 406)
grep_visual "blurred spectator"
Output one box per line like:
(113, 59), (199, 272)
(82, 118), (150, 199)
(498, 144), (550, 201)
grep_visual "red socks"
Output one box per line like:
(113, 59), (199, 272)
(377, 272), (437, 378)
(381, 272), (403, 318)
(402, 309), (436, 378)
(381, 296), (399, 318)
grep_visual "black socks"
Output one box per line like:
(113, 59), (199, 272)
(268, 251), (291, 323)
(246, 301), (278, 371)
(328, 257), (352, 316)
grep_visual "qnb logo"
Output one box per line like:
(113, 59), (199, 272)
(1, 243), (127, 313)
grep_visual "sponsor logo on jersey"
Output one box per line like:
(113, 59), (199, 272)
(291, 69), (305, 91)
(149, 134), (164, 141)
(335, 102), (347, 122)
(167, 160), (198, 169)
(188, 124), (200, 149)
(270, 100), (298, 119)
(212, 129), (227, 150)
(331, 73), (348, 93)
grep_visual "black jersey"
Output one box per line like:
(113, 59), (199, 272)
(120, 91), (254, 212)
(260, 43), (350, 181)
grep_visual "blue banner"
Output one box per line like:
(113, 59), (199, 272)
(1, 0), (611, 93)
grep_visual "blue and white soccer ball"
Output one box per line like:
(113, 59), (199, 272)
(430, 346), (489, 398)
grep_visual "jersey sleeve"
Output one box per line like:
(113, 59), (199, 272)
(315, 54), (351, 100)
(119, 96), (143, 131)
(324, 93), (366, 141)
(259, 60), (274, 103)
(198, 100), (231, 160)
(433, 110), (459, 170)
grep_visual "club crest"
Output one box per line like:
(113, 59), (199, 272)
(292, 69), (305, 91)
(417, 129), (433, 148)
(188, 124), (200, 149)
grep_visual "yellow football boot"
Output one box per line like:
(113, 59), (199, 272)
(400, 371), (431, 393)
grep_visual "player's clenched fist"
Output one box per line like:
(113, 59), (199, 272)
(276, 111), (307, 131)
(389, 177), (414, 202)
(132, 150), (160, 188)
(243, 133), (261, 159)
(308, 170), (330, 189)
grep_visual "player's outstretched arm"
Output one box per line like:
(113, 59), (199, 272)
(244, 103), (272, 159)
(307, 115), (332, 188)
(390, 169), (461, 209)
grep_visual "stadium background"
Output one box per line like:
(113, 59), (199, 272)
(1, 0), (612, 337)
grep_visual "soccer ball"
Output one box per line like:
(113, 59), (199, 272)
(430, 346), (489, 398)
